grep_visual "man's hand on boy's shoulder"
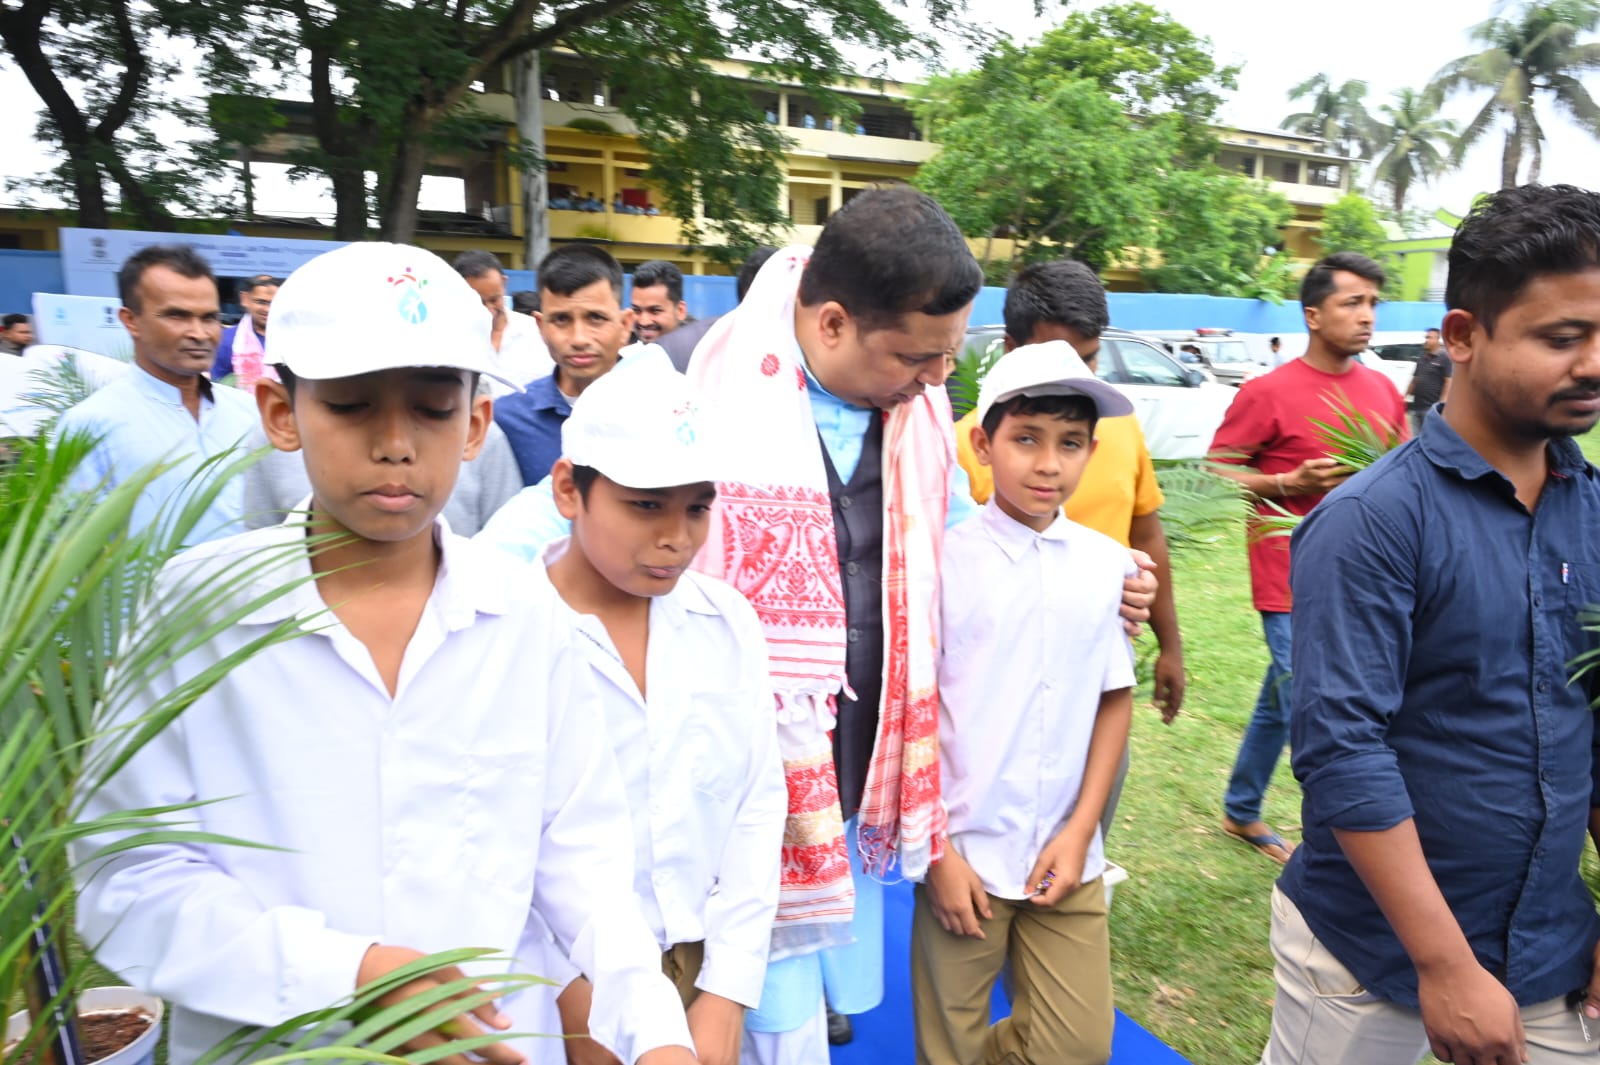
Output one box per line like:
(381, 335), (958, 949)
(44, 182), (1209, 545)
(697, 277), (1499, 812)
(1026, 824), (1094, 909)
(1120, 550), (1158, 638)
(926, 845), (992, 939)
(686, 992), (742, 1065)
(356, 944), (524, 1065)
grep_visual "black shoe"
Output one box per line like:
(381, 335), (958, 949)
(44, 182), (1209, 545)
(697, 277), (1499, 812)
(826, 1006), (853, 1045)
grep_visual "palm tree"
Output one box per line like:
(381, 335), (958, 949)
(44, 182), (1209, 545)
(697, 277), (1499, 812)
(1369, 87), (1459, 214)
(1431, 0), (1600, 188)
(1283, 74), (1378, 158)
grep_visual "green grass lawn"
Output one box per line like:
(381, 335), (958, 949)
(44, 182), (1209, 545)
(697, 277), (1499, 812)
(1112, 430), (1600, 1064)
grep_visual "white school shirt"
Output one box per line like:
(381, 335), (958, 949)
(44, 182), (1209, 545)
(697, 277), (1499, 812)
(533, 541), (786, 1008)
(57, 363), (258, 543)
(489, 311), (553, 395)
(72, 518), (693, 1065)
(938, 501), (1137, 900)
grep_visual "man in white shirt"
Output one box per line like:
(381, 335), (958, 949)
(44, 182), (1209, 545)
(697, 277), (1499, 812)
(74, 242), (698, 1065)
(529, 360), (786, 1065)
(455, 249), (552, 389)
(56, 244), (257, 543)
(919, 342), (1137, 1065)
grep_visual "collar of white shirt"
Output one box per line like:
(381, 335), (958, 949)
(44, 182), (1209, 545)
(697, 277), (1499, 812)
(210, 511), (517, 627)
(980, 497), (1073, 562)
(131, 362), (214, 409)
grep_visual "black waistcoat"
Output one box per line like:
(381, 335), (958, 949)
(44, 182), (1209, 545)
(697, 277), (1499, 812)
(820, 414), (885, 823)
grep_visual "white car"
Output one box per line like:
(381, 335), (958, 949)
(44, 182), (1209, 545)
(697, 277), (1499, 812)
(962, 327), (1236, 461)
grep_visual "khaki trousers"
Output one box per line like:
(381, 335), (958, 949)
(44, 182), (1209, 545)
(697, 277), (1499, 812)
(1262, 886), (1596, 1064)
(912, 878), (1113, 1065)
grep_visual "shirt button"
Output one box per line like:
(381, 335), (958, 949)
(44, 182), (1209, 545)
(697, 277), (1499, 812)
(846, 561), (860, 577)
(848, 628), (860, 644)
(1533, 594), (1543, 608)
(840, 495), (853, 509)
(1538, 679), (1551, 693)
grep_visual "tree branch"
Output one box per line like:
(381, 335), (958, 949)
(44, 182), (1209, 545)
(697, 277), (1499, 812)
(91, 0), (148, 140)
(492, 0), (648, 62)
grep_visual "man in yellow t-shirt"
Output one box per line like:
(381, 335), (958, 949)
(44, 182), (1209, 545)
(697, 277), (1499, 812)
(954, 259), (1184, 839)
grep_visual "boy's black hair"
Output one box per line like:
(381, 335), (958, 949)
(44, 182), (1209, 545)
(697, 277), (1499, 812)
(1446, 184), (1600, 336)
(570, 463), (600, 502)
(453, 249), (505, 280)
(1299, 251), (1385, 310)
(118, 244), (215, 312)
(980, 392), (1098, 441)
(632, 260), (684, 303)
(1003, 259), (1109, 346)
(275, 365), (480, 404)
(538, 244), (624, 300)
(736, 247), (777, 303)
(798, 186), (982, 333)
(511, 289), (540, 315)
(2, 312), (29, 329)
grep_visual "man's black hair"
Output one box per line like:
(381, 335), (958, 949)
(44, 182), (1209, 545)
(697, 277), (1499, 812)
(1425, 326), (1441, 334)
(1447, 185), (1600, 335)
(1270, 336), (1281, 346)
(1299, 251), (1386, 310)
(453, 249), (505, 280)
(1003, 259), (1109, 346)
(511, 290), (540, 315)
(633, 260), (684, 303)
(275, 365), (480, 405)
(118, 244), (215, 312)
(538, 244), (623, 300)
(736, 247), (777, 303)
(241, 274), (280, 293)
(570, 463), (600, 502)
(798, 186), (982, 333)
(980, 392), (1098, 441)
(2, 313), (29, 329)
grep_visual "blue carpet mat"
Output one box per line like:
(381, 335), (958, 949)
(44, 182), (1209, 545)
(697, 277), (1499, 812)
(831, 880), (1192, 1064)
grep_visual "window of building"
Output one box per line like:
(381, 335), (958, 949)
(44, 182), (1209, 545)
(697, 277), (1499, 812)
(1308, 163), (1343, 188)
(1279, 160), (1301, 183)
(1218, 150), (1257, 178)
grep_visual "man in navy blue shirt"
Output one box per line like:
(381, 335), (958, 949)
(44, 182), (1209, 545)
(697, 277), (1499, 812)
(1265, 184), (1600, 1064)
(494, 245), (633, 485)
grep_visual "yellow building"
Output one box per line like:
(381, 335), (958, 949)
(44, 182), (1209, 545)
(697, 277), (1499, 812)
(0, 54), (1354, 284)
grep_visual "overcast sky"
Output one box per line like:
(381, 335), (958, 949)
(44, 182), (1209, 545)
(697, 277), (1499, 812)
(1, 0), (1594, 227)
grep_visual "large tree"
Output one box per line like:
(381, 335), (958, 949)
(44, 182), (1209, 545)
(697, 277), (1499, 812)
(1282, 74), (1377, 159)
(208, 0), (946, 243)
(1368, 87), (1457, 214)
(915, 78), (1175, 272)
(1430, 0), (1600, 188)
(0, 0), (238, 228)
(1317, 192), (1402, 299)
(1145, 170), (1292, 298)
(919, 1), (1238, 163)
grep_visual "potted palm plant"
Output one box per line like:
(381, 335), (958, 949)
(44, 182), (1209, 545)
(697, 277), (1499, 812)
(1, 431), (547, 1065)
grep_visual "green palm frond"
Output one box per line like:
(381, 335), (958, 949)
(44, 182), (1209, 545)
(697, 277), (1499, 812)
(1153, 461), (1255, 549)
(948, 335), (1006, 419)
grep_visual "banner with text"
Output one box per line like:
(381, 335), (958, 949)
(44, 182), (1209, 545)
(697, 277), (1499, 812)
(59, 228), (343, 297)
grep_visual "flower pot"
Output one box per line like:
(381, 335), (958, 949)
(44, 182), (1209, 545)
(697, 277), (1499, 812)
(5, 987), (163, 1065)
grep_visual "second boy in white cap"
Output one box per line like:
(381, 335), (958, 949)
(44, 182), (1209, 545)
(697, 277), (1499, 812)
(535, 359), (787, 1065)
(73, 242), (698, 1065)
(914, 340), (1138, 1065)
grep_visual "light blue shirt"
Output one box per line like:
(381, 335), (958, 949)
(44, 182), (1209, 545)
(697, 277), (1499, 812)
(476, 367), (975, 562)
(58, 364), (259, 544)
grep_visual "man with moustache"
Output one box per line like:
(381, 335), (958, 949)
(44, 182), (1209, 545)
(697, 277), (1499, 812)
(57, 244), (257, 543)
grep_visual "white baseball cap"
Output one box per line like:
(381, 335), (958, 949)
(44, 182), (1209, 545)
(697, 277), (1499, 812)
(975, 340), (1134, 426)
(561, 358), (723, 489)
(264, 242), (519, 389)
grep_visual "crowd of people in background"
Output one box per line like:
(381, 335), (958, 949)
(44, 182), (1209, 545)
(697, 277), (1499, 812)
(13, 180), (1600, 1065)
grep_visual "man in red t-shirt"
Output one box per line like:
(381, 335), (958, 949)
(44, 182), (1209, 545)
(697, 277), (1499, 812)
(1209, 252), (1407, 863)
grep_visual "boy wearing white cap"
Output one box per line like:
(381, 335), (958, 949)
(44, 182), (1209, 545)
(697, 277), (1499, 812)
(914, 341), (1137, 1065)
(73, 242), (698, 1065)
(536, 360), (786, 1065)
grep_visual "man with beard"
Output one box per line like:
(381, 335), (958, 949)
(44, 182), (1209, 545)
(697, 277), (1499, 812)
(1260, 185), (1600, 1064)
(1209, 252), (1407, 865)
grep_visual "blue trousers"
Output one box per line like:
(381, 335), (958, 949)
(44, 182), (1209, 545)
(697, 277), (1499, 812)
(1223, 610), (1293, 825)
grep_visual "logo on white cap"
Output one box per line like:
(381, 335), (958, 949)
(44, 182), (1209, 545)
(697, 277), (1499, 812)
(388, 267), (429, 325)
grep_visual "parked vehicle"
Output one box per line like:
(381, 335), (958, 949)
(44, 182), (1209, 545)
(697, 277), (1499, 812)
(961, 326), (1236, 461)
(1140, 329), (1261, 387)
